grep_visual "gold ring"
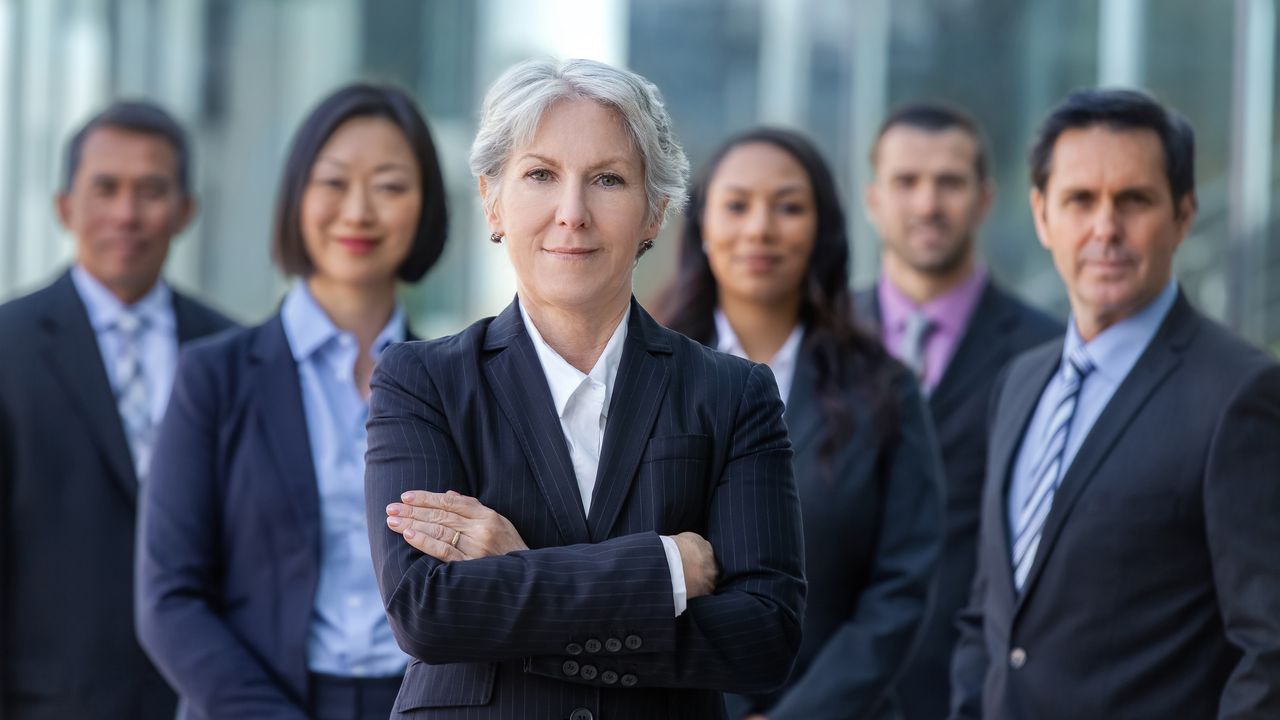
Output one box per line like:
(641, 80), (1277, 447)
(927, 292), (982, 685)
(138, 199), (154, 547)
(450, 530), (461, 548)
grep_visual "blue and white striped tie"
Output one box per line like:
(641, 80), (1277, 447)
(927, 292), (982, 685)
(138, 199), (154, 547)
(113, 311), (154, 481)
(1011, 347), (1094, 591)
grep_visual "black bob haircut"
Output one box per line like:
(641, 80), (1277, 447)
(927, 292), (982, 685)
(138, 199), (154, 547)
(871, 101), (990, 182)
(272, 83), (449, 283)
(1029, 88), (1196, 214)
(63, 100), (191, 194)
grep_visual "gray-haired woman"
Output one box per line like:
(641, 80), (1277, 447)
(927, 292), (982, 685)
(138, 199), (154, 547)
(363, 58), (806, 719)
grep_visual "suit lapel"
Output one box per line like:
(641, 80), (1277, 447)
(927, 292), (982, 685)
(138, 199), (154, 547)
(781, 349), (822, 456)
(929, 283), (1013, 418)
(250, 317), (322, 553)
(588, 303), (672, 542)
(1015, 296), (1195, 611)
(990, 343), (1061, 601)
(41, 272), (138, 500)
(172, 289), (222, 343)
(483, 301), (591, 546)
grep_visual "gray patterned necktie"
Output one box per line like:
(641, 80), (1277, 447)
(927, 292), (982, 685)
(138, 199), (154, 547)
(113, 310), (154, 481)
(899, 310), (936, 381)
(1011, 346), (1095, 591)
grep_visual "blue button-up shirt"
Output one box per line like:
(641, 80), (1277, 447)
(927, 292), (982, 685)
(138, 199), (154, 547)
(70, 264), (178, 430)
(280, 282), (408, 678)
(1007, 279), (1179, 539)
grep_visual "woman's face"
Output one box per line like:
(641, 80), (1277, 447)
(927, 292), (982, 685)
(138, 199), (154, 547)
(701, 142), (818, 309)
(483, 98), (659, 315)
(300, 116), (422, 290)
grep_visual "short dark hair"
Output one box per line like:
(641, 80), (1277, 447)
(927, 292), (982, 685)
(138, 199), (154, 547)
(63, 100), (191, 194)
(272, 83), (449, 283)
(1029, 88), (1196, 210)
(870, 102), (990, 181)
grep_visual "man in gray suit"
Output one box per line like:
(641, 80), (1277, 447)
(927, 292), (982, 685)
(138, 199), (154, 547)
(0, 101), (234, 719)
(951, 89), (1280, 719)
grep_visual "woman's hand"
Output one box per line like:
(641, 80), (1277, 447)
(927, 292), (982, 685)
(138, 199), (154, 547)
(673, 531), (718, 599)
(386, 490), (529, 562)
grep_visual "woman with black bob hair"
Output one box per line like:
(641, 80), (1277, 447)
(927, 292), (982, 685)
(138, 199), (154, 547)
(136, 83), (447, 720)
(658, 127), (944, 720)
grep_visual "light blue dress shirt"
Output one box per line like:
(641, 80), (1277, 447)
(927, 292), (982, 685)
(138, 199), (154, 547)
(1007, 279), (1179, 542)
(70, 264), (178, 430)
(280, 282), (408, 678)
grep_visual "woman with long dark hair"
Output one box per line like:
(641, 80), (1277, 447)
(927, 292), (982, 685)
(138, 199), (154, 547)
(658, 128), (943, 720)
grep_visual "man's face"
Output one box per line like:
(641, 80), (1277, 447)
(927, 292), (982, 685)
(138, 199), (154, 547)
(1031, 125), (1194, 337)
(56, 127), (194, 303)
(865, 125), (991, 276)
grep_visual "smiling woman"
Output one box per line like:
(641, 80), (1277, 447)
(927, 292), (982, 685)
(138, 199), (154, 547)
(364, 58), (807, 720)
(135, 83), (448, 720)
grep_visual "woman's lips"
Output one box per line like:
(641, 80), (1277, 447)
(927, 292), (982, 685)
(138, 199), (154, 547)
(737, 254), (782, 273)
(337, 236), (379, 255)
(544, 247), (598, 260)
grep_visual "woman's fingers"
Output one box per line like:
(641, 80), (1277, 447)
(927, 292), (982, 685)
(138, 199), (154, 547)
(387, 517), (469, 561)
(386, 502), (466, 528)
(398, 490), (486, 518)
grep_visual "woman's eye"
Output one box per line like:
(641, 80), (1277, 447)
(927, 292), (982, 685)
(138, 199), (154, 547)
(597, 173), (624, 188)
(315, 177), (346, 190)
(779, 203), (806, 215)
(526, 169), (551, 181)
(725, 201), (747, 213)
(376, 183), (409, 194)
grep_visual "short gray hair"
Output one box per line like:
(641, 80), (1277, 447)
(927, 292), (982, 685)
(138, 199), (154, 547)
(469, 58), (689, 230)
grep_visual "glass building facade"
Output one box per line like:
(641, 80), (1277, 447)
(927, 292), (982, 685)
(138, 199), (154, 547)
(1, 0), (1276, 351)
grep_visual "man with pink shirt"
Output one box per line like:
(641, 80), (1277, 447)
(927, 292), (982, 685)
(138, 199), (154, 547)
(856, 103), (1061, 720)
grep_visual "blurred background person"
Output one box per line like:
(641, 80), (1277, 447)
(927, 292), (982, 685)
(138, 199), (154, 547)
(0, 101), (234, 720)
(367, 58), (805, 719)
(135, 83), (448, 720)
(952, 89), (1280, 720)
(855, 103), (1061, 720)
(659, 127), (944, 720)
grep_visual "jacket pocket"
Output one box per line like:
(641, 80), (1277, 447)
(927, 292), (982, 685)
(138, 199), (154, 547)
(393, 660), (495, 710)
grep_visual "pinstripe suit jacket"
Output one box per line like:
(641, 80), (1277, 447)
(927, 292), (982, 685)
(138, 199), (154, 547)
(365, 297), (807, 719)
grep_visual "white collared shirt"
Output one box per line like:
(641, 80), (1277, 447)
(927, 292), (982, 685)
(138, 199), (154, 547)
(518, 300), (689, 616)
(70, 264), (178, 428)
(714, 309), (804, 406)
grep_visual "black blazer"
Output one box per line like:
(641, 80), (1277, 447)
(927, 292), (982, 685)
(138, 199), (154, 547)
(857, 281), (1062, 720)
(727, 347), (945, 719)
(951, 291), (1280, 719)
(0, 270), (233, 720)
(364, 298), (807, 719)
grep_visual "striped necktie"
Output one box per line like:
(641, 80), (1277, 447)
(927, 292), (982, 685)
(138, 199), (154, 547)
(1011, 346), (1095, 591)
(113, 310), (154, 481)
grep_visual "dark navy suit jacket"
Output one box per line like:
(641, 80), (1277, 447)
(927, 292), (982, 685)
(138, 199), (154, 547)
(0, 270), (233, 720)
(137, 315), (399, 720)
(364, 298), (807, 719)
(951, 292), (1280, 719)
(857, 281), (1061, 720)
(727, 350), (945, 720)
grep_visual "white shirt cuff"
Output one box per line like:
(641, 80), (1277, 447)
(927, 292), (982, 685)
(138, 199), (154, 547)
(659, 535), (688, 616)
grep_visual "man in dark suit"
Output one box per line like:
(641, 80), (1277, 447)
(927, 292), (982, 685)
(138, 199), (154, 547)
(856, 103), (1061, 720)
(950, 89), (1280, 719)
(0, 101), (234, 719)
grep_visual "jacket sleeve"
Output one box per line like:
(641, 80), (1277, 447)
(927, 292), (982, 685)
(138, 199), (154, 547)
(763, 372), (945, 719)
(1205, 365), (1280, 719)
(365, 346), (806, 693)
(135, 347), (309, 719)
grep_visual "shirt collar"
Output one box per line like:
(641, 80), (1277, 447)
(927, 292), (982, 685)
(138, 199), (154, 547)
(519, 299), (629, 419)
(713, 309), (804, 369)
(281, 282), (406, 363)
(71, 263), (173, 333)
(877, 264), (988, 334)
(1063, 278), (1179, 384)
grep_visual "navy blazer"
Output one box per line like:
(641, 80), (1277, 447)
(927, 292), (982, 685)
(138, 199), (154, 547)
(727, 349), (945, 720)
(857, 281), (1062, 720)
(137, 314), (395, 720)
(951, 292), (1280, 719)
(364, 298), (807, 719)
(0, 270), (233, 720)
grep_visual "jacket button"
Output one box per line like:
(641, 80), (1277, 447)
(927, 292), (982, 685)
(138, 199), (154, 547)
(624, 634), (642, 650)
(584, 638), (603, 654)
(620, 673), (638, 687)
(601, 670), (619, 685)
(604, 637), (623, 652)
(569, 709), (594, 720)
(580, 664), (598, 681)
(1009, 647), (1027, 669)
(561, 660), (579, 677)
(565, 642), (583, 656)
